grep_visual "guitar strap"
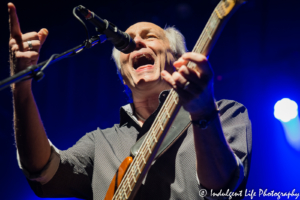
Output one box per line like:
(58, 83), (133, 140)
(130, 106), (191, 160)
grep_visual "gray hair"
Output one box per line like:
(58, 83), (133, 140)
(112, 26), (187, 101)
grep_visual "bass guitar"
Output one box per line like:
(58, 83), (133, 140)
(105, 0), (247, 199)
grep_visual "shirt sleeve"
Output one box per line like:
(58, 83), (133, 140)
(197, 154), (245, 200)
(17, 130), (97, 199)
(198, 100), (252, 200)
(17, 140), (60, 185)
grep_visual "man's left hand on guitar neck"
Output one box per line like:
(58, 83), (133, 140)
(161, 52), (216, 117)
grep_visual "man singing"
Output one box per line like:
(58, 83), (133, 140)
(8, 2), (251, 200)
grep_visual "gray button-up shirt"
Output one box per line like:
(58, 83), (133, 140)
(19, 94), (251, 200)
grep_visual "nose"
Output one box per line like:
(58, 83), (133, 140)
(134, 35), (146, 50)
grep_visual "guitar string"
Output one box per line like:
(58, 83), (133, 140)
(113, 89), (176, 199)
(194, 2), (222, 55)
(118, 90), (180, 198)
(117, 92), (177, 198)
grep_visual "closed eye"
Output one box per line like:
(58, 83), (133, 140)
(147, 35), (157, 39)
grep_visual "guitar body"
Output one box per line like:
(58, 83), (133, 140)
(105, 157), (133, 200)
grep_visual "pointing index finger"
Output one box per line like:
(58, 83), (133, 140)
(8, 3), (23, 49)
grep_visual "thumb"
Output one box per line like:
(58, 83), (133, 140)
(38, 28), (49, 45)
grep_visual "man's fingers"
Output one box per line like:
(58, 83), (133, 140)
(161, 70), (201, 103)
(11, 40), (41, 52)
(22, 32), (39, 41)
(181, 52), (208, 63)
(15, 51), (39, 59)
(173, 57), (188, 70)
(10, 32), (39, 45)
(38, 28), (49, 45)
(161, 70), (177, 88)
(177, 65), (201, 84)
(8, 3), (22, 40)
(15, 51), (39, 66)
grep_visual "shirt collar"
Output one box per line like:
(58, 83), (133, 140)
(119, 90), (171, 127)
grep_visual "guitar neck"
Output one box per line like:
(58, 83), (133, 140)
(112, 1), (246, 199)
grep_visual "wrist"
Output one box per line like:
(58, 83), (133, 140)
(12, 80), (32, 97)
(189, 99), (217, 120)
(190, 105), (220, 129)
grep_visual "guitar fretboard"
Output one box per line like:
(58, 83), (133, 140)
(112, 1), (241, 199)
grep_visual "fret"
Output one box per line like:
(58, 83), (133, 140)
(146, 139), (152, 154)
(124, 188), (129, 199)
(161, 112), (168, 124)
(132, 167), (137, 183)
(166, 108), (170, 118)
(152, 134), (157, 143)
(122, 191), (127, 200)
(167, 92), (176, 107)
(116, 190), (122, 200)
(159, 121), (164, 131)
(172, 94), (178, 105)
(138, 158), (144, 172)
(162, 100), (171, 119)
(143, 145), (150, 158)
(127, 180), (132, 192)
(205, 28), (212, 40)
(147, 128), (158, 146)
(135, 162), (142, 174)
(125, 187), (130, 198)
(145, 130), (157, 144)
(210, 14), (218, 34)
(140, 151), (146, 164)
(141, 149), (147, 164)
(149, 135), (156, 148)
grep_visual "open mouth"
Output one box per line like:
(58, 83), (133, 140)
(133, 54), (155, 70)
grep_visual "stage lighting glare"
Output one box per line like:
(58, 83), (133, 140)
(274, 98), (298, 122)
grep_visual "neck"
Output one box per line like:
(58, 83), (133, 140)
(132, 93), (160, 122)
(132, 84), (171, 122)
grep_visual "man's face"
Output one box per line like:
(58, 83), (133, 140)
(119, 22), (175, 94)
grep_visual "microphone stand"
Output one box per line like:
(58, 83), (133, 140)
(0, 34), (107, 91)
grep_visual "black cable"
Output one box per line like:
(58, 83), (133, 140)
(31, 54), (59, 81)
(34, 6), (91, 82)
(73, 7), (90, 41)
(40, 54), (58, 72)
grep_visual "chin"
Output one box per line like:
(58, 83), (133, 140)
(136, 77), (168, 92)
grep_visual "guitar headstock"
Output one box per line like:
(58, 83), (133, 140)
(216, 0), (247, 19)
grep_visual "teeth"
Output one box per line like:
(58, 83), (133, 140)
(134, 54), (152, 63)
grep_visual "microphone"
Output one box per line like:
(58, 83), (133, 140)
(76, 5), (136, 54)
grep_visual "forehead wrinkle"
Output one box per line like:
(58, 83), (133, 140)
(126, 23), (166, 38)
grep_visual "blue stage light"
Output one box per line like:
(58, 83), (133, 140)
(274, 98), (298, 122)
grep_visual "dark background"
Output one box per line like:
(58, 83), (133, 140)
(0, 0), (300, 199)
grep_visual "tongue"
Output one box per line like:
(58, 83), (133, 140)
(134, 56), (154, 69)
(136, 65), (153, 71)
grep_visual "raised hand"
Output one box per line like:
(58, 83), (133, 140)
(8, 3), (52, 173)
(8, 2), (49, 76)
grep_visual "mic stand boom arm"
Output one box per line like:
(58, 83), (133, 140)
(0, 34), (107, 91)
